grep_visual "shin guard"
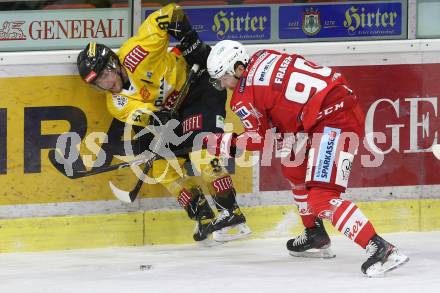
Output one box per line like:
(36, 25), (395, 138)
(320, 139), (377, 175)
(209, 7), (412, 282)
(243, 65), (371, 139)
(308, 188), (376, 248)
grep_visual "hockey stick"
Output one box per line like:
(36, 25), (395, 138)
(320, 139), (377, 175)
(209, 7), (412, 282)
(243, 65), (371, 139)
(109, 64), (200, 202)
(48, 149), (148, 179)
(433, 144), (440, 160)
(48, 146), (193, 179)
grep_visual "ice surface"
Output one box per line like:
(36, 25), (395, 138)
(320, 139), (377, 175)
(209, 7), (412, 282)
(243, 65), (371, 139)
(0, 231), (439, 293)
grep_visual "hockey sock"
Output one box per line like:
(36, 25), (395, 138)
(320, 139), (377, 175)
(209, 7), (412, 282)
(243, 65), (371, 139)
(164, 175), (215, 220)
(177, 186), (215, 221)
(199, 157), (239, 211)
(308, 188), (376, 248)
(292, 189), (316, 228)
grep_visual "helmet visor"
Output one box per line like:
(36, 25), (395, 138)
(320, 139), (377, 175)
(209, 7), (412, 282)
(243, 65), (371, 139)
(209, 77), (225, 91)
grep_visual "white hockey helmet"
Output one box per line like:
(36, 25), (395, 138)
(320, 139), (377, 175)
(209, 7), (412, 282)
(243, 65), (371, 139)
(207, 40), (249, 90)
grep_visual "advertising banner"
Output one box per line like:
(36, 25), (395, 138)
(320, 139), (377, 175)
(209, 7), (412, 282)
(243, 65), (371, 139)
(0, 75), (252, 206)
(144, 6), (271, 43)
(0, 1), (407, 52)
(143, 1), (406, 44)
(279, 1), (406, 41)
(0, 8), (130, 51)
(259, 64), (440, 192)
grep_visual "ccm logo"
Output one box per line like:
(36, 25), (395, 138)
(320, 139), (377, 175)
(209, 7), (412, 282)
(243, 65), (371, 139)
(317, 101), (344, 120)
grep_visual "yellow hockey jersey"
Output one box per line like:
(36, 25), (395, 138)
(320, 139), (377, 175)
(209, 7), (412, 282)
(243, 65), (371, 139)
(106, 3), (188, 127)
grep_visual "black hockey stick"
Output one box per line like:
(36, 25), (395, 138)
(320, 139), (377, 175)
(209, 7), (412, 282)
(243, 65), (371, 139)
(48, 146), (193, 179)
(48, 149), (147, 179)
(109, 64), (200, 202)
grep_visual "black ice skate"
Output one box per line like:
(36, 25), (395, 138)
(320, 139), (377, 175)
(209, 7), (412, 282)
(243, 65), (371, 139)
(361, 235), (409, 277)
(286, 218), (335, 259)
(193, 217), (215, 243)
(192, 196), (216, 242)
(211, 208), (252, 242)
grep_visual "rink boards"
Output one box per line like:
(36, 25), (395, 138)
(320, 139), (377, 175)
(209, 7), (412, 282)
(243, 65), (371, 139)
(0, 40), (440, 252)
(0, 199), (439, 252)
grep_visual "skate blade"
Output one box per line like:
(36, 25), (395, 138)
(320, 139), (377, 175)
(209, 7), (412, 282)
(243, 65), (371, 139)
(289, 247), (336, 259)
(365, 250), (410, 278)
(196, 238), (226, 247)
(212, 223), (252, 242)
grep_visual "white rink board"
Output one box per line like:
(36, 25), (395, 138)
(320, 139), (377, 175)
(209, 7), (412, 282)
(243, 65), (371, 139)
(1, 184), (439, 218)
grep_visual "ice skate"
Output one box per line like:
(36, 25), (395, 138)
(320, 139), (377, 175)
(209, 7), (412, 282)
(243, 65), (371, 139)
(287, 218), (335, 259)
(211, 208), (252, 242)
(362, 235), (409, 277)
(192, 194), (216, 242)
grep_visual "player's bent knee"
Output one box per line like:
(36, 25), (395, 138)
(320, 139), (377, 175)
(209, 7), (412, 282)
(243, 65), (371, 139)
(307, 187), (341, 219)
(151, 157), (187, 184)
(164, 175), (198, 198)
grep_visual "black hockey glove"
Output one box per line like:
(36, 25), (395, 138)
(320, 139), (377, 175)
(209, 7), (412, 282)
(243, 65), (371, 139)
(166, 6), (210, 69)
(167, 6), (192, 41)
(177, 30), (211, 69)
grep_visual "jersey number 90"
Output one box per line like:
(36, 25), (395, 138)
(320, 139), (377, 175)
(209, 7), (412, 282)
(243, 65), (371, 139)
(285, 58), (331, 104)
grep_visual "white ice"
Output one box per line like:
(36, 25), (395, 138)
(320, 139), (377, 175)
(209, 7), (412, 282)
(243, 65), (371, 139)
(0, 231), (439, 293)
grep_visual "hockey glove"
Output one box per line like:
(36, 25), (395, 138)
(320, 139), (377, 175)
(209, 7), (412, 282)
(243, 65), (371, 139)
(167, 6), (192, 42)
(177, 31), (210, 69)
(166, 6), (211, 69)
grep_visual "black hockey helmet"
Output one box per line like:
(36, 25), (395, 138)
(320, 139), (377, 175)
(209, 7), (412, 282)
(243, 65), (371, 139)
(77, 42), (119, 84)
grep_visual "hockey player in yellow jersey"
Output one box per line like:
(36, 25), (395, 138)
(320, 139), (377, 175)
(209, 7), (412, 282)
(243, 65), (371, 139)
(77, 3), (251, 242)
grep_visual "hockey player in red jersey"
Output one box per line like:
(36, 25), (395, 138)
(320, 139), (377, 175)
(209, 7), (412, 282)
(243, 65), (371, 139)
(205, 40), (409, 277)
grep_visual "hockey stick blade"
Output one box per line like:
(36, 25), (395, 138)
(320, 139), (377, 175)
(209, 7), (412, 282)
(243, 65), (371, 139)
(433, 144), (440, 160)
(109, 172), (147, 203)
(109, 181), (133, 203)
(109, 154), (156, 202)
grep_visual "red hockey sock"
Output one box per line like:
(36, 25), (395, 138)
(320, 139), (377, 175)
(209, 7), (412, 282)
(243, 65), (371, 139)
(308, 188), (376, 248)
(292, 189), (316, 228)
